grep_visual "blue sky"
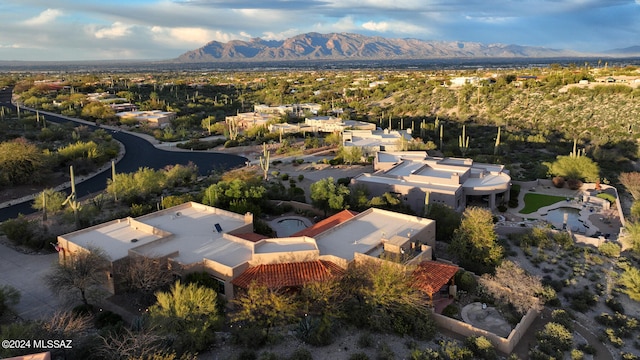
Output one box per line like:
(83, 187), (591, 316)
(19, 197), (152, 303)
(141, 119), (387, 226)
(1, 0), (639, 61)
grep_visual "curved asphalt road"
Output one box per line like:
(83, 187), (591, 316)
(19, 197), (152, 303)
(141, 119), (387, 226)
(0, 87), (247, 221)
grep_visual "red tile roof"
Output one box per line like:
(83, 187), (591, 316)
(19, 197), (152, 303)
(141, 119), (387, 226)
(231, 260), (345, 289)
(411, 261), (459, 296)
(291, 210), (358, 237)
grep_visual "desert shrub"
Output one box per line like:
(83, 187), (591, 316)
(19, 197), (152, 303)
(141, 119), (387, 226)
(298, 174), (305, 181)
(358, 332), (374, 348)
(231, 325), (269, 349)
(297, 314), (335, 346)
(604, 328), (624, 347)
(508, 198), (519, 208)
(552, 176), (565, 188)
(454, 270), (478, 292)
(497, 204), (508, 212)
(553, 231), (574, 249)
(442, 304), (459, 318)
(337, 177), (351, 186)
(0, 285), (20, 317)
(566, 178), (583, 190)
(596, 193), (616, 204)
(224, 139), (239, 148)
(409, 348), (440, 360)
(570, 349), (584, 360)
(621, 353), (640, 360)
(280, 173), (290, 181)
(577, 343), (596, 355)
(289, 348), (313, 360)
(605, 298), (625, 313)
(464, 336), (497, 360)
(536, 322), (573, 357)
(438, 340), (473, 360)
(599, 242), (621, 258)
(376, 342), (395, 360)
(551, 309), (574, 330)
(510, 184), (521, 198)
(568, 289), (597, 312)
(95, 310), (123, 329)
(349, 353), (370, 360)
(0, 216), (35, 248)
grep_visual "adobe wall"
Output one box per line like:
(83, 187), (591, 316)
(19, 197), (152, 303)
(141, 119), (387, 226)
(433, 307), (539, 354)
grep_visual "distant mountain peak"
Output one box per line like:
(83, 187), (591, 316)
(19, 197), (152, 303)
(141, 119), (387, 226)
(175, 32), (585, 63)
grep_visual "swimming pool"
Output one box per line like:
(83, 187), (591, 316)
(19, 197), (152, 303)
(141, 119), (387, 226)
(270, 217), (310, 237)
(544, 207), (587, 233)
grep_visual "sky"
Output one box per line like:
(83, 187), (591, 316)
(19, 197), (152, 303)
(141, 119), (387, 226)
(0, 0), (639, 61)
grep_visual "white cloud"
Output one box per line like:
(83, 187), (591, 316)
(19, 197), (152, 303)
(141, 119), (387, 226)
(151, 26), (240, 46)
(362, 20), (427, 34)
(313, 16), (358, 33)
(362, 21), (389, 32)
(94, 22), (133, 39)
(261, 29), (300, 40)
(23, 9), (62, 26)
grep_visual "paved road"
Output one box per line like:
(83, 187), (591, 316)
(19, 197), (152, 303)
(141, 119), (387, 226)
(0, 87), (247, 221)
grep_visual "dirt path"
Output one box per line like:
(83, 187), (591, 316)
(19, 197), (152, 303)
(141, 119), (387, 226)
(573, 321), (615, 360)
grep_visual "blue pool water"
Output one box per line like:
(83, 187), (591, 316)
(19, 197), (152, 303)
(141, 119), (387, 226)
(274, 218), (309, 237)
(545, 207), (586, 233)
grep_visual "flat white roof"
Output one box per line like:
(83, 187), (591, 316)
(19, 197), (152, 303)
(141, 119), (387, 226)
(63, 203), (253, 267)
(62, 218), (163, 260)
(462, 172), (512, 190)
(353, 173), (460, 193)
(133, 203), (250, 265)
(314, 208), (433, 260)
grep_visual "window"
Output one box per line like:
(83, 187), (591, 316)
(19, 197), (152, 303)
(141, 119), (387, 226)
(211, 276), (226, 295)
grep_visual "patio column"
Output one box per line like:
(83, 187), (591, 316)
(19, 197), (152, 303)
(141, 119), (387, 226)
(489, 193), (496, 209)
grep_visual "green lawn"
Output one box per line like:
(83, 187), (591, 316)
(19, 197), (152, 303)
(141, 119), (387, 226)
(519, 193), (568, 214)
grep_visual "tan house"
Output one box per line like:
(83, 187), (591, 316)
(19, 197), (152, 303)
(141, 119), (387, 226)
(351, 151), (511, 213)
(57, 203), (436, 301)
(115, 110), (176, 128)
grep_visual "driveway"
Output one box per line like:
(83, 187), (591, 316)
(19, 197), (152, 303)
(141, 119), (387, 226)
(0, 242), (61, 320)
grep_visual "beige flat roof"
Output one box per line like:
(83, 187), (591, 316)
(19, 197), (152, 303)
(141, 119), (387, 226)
(63, 203), (252, 267)
(314, 208), (433, 260)
(132, 203), (250, 266)
(62, 218), (163, 260)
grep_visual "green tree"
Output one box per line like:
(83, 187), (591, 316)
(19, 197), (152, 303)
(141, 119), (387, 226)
(0, 138), (48, 186)
(231, 282), (297, 342)
(341, 260), (436, 339)
(449, 207), (503, 274)
(425, 203), (461, 242)
(81, 101), (115, 120)
(622, 221), (640, 255)
(46, 247), (110, 306)
(618, 264), (640, 302)
(310, 177), (350, 217)
(32, 188), (66, 220)
(149, 281), (222, 353)
(545, 155), (599, 182)
(338, 146), (363, 165)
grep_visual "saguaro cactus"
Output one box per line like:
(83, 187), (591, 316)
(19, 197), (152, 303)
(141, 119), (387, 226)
(259, 143), (270, 180)
(62, 165), (81, 228)
(458, 125), (470, 157)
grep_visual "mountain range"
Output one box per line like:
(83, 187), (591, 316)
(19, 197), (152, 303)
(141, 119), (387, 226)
(175, 32), (617, 63)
